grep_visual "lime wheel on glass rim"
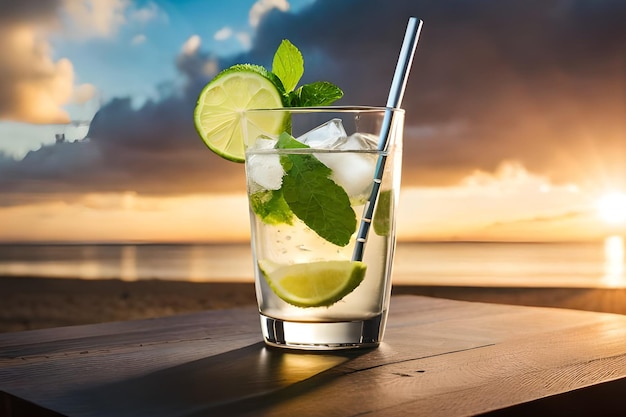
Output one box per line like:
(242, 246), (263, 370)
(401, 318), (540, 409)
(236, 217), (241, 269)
(193, 64), (287, 162)
(192, 41), (359, 308)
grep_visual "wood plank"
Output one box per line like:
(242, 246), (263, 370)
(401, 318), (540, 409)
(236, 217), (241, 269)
(0, 305), (259, 354)
(1, 296), (625, 417)
(234, 319), (626, 417)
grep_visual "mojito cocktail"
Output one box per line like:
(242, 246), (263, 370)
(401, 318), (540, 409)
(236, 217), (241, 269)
(193, 39), (408, 350)
(245, 108), (403, 349)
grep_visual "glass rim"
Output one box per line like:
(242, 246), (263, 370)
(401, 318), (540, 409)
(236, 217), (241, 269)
(244, 105), (405, 114)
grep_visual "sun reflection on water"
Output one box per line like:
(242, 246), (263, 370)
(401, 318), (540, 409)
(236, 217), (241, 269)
(602, 235), (625, 287)
(78, 245), (100, 279)
(120, 245), (138, 281)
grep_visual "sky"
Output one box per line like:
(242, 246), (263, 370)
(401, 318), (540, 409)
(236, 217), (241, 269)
(0, 0), (625, 243)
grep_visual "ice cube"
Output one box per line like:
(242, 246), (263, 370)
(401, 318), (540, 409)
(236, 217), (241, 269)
(329, 153), (378, 200)
(248, 136), (278, 150)
(315, 133), (380, 200)
(331, 132), (379, 150)
(298, 119), (347, 149)
(246, 137), (284, 191)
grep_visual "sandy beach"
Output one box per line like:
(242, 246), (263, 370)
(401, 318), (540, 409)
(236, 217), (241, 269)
(2, 276), (626, 333)
(1, 276), (257, 333)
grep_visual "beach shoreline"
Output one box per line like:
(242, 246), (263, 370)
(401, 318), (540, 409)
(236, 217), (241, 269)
(2, 276), (626, 333)
(1, 276), (257, 333)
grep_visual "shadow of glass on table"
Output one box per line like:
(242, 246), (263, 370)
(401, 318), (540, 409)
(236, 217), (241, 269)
(59, 342), (370, 417)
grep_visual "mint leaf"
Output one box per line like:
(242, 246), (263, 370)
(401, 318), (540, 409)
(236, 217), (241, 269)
(289, 81), (344, 107)
(250, 189), (294, 225)
(247, 134), (300, 226)
(277, 131), (304, 149)
(270, 40), (343, 106)
(278, 134), (356, 247)
(272, 40), (304, 93)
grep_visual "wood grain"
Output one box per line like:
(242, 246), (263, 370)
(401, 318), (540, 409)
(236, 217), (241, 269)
(1, 296), (626, 417)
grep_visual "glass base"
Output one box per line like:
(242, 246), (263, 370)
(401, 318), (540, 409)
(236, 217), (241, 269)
(259, 313), (386, 350)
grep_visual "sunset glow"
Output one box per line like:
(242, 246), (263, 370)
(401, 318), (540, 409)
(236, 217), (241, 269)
(0, 194), (251, 243)
(603, 235), (625, 287)
(597, 192), (626, 225)
(0, 1), (625, 245)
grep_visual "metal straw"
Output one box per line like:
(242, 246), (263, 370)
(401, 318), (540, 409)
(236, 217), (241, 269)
(352, 17), (423, 261)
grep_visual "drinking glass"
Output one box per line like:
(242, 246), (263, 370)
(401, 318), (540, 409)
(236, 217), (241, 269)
(243, 106), (404, 350)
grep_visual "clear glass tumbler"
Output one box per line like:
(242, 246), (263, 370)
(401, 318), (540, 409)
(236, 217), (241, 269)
(243, 106), (404, 350)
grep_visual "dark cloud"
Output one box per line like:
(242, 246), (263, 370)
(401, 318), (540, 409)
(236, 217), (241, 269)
(260, 0), (626, 187)
(0, 0), (60, 24)
(0, 32), (244, 197)
(1, 0), (625, 202)
(0, 94), (246, 196)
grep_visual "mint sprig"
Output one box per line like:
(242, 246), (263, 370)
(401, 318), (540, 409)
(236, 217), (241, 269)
(272, 40), (343, 107)
(277, 133), (356, 247)
(250, 40), (353, 246)
(272, 40), (304, 93)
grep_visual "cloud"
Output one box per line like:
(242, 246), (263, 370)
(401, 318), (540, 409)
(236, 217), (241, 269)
(214, 26), (233, 41)
(0, 23), (74, 123)
(131, 33), (147, 45)
(128, 1), (165, 24)
(60, 0), (129, 39)
(1, 0), (625, 208)
(59, 0), (166, 39)
(249, 0), (290, 28)
(0, 36), (240, 199)
(0, 1), (75, 123)
(248, 0), (626, 189)
(214, 26), (252, 50)
(400, 161), (595, 241)
(176, 36), (219, 87)
(72, 83), (98, 104)
(181, 35), (201, 55)
(0, 0), (137, 124)
(59, 0), (167, 38)
(236, 32), (252, 49)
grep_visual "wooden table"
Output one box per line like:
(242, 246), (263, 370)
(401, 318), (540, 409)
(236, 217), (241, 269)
(1, 295), (626, 417)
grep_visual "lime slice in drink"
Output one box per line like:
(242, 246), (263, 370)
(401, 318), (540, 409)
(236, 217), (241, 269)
(373, 189), (392, 236)
(193, 64), (286, 162)
(258, 260), (367, 308)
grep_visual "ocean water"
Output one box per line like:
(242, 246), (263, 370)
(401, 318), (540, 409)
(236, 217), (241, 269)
(0, 239), (624, 288)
